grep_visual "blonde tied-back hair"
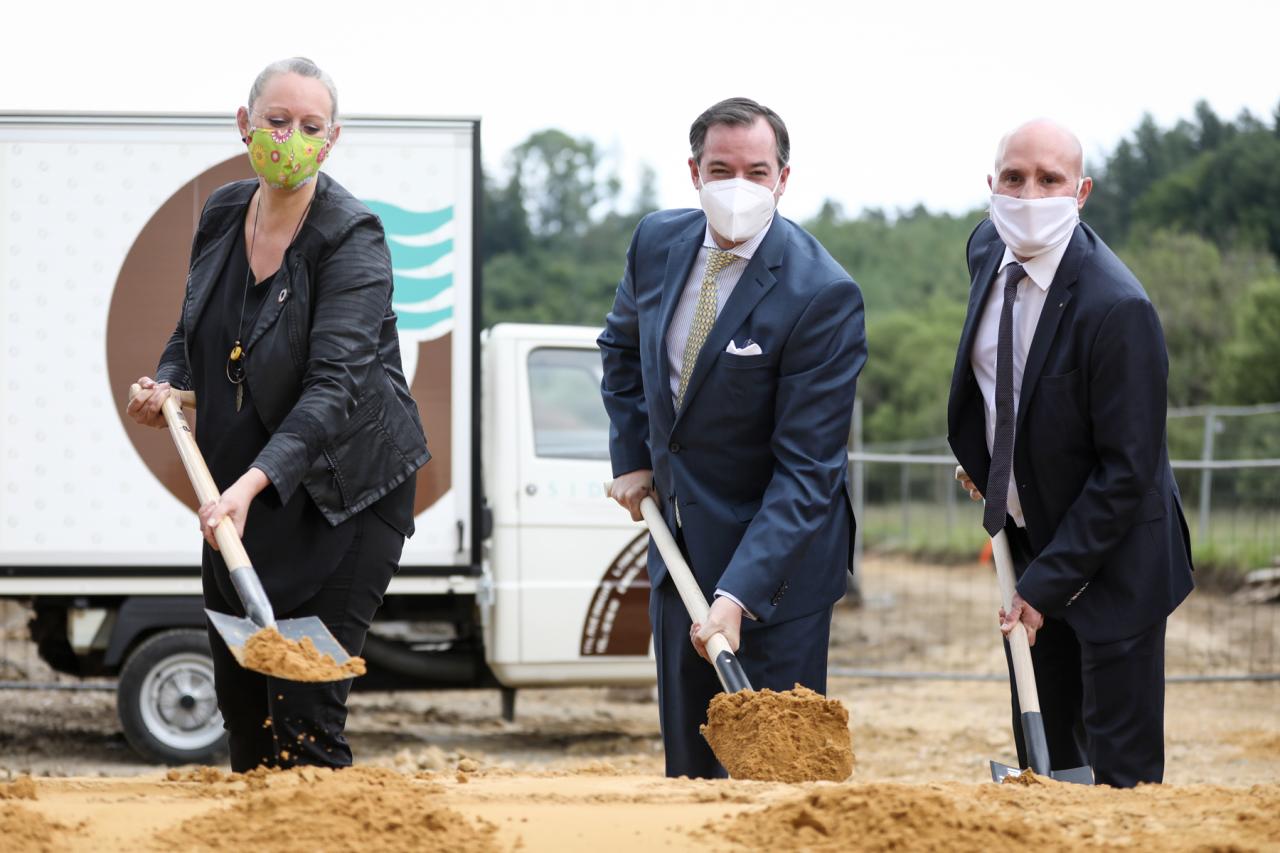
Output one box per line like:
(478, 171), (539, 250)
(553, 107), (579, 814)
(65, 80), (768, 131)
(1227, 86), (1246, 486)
(248, 57), (339, 123)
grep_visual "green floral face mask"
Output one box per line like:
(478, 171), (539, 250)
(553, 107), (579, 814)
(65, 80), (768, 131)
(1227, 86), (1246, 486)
(245, 125), (331, 191)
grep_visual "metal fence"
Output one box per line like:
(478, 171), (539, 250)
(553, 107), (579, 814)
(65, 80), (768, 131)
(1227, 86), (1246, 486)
(3, 404), (1277, 691)
(841, 401), (1280, 680)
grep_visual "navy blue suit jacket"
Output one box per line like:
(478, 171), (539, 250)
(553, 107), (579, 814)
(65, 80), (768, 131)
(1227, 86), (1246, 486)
(947, 220), (1194, 643)
(599, 209), (868, 624)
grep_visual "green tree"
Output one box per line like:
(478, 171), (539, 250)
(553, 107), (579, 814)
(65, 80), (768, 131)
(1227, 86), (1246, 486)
(1133, 130), (1280, 259)
(858, 296), (968, 444)
(1216, 276), (1280, 404)
(509, 129), (620, 239)
(482, 171), (531, 260)
(1121, 231), (1275, 406)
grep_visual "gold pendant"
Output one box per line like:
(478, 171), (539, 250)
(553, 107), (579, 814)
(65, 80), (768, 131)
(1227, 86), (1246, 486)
(235, 383), (244, 413)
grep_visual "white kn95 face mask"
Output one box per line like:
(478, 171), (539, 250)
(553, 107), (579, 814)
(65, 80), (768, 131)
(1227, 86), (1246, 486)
(699, 174), (781, 242)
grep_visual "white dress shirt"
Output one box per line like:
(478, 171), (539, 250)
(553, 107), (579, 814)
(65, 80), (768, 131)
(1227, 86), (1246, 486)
(665, 218), (773, 399)
(970, 236), (1072, 527)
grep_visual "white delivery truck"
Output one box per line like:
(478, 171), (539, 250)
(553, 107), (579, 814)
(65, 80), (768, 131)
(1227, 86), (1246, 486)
(0, 114), (655, 763)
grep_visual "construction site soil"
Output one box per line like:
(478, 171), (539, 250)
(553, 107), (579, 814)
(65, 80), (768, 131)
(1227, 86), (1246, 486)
(2, 558), (1277, 851)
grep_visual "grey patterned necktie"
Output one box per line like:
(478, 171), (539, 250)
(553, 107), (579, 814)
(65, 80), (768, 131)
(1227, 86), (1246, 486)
(675, 248), (735, 410)
(983, 262), (1026, 536)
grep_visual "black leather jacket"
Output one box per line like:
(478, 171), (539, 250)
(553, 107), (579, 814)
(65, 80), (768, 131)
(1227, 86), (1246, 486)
(156, 173), (430, 529)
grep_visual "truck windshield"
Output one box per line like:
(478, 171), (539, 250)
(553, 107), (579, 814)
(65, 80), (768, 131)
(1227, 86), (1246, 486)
(528, 348), (612, 460)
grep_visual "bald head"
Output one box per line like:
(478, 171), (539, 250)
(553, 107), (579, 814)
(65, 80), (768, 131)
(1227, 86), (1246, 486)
(989, 119), (1091, 205)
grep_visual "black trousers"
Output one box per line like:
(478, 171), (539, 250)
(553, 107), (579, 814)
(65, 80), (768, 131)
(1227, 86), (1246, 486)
(203, 509), (403, 772)
(1004, 524), (1168, 787)
(648, 530), (832, 779)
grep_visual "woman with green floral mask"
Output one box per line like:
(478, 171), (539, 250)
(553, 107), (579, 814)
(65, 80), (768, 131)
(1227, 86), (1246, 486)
(128, 57), (430, 773)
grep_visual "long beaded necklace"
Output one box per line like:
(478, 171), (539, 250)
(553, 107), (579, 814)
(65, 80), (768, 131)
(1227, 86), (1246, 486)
(225, 191), (313, 412)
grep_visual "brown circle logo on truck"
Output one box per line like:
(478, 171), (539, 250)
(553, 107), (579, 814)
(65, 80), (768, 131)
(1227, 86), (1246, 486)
(106, 155), (451, 515)
(580, 531), (652, 656)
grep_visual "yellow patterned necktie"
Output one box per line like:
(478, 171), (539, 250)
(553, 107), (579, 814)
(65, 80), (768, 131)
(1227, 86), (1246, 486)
(676, 248), (735, 410)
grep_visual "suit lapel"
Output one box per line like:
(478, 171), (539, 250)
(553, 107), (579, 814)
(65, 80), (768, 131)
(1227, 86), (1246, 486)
(1016, 225), (1087, 434)
(673, 218), (784, 422)
(947, 233), (1002, 425)
(655, 221), (707, 425)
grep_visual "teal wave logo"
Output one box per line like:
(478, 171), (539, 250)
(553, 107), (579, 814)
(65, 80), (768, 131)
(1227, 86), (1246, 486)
(363, 200), (454, 333)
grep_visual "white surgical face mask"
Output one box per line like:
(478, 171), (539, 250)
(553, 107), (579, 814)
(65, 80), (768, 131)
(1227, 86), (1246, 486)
(988, 181), (1082, 258)
(698, 173), (781, 242)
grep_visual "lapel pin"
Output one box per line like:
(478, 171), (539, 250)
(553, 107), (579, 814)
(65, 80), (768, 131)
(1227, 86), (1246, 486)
(278, 289), (288, 303)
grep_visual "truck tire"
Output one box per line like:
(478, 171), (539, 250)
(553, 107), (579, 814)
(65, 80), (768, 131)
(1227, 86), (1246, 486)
(117, 629), (227, 765)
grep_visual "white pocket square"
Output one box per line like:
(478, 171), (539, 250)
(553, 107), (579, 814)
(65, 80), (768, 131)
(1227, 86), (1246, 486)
(726, 339), (763, 356)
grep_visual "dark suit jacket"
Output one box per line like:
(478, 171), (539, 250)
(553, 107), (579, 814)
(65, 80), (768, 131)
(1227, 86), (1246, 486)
(599, 209), (868, 624)
(947, 219), (1194, 643)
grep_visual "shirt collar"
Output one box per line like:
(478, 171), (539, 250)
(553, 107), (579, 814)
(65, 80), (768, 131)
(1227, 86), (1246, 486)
(1000, 227), (1074, 292)
(702, 216), (774, 260)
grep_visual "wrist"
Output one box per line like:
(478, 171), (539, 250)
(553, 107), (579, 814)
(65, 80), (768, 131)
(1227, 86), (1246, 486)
(712, 595), (744, 619)
(235, 467), (271, 498)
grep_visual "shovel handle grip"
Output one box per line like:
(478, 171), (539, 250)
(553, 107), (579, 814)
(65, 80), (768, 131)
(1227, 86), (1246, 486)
(992, 529), (1040, 714)
(170, 388), (197, 409)
(128, 383), (256, 579)
(639, 496), (737, 666)
(955, 466), (1042, 715)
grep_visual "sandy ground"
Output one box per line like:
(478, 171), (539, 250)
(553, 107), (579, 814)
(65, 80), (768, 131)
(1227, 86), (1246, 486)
(2, 557), (1278, 850)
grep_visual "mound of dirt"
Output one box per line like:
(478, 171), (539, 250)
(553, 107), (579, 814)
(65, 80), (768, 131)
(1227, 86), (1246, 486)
(158, 766), (492, 853)
(720, 784), (1058, 851)
(242, 627), (367, 682)
(701, 686), (854, 782)
(0, 803), (66, 852)
(0, 776), (37, 800)
(717, 780), (1280, 852)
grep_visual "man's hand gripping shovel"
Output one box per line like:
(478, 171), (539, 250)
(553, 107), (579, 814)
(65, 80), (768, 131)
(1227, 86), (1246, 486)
(638, 496), (753, 693)
(956, 466), (1093, 784)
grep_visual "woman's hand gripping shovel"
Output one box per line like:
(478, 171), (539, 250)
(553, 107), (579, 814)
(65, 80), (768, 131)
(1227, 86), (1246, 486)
(130, 384), (355, 680)
(957, 466), (1092, 784)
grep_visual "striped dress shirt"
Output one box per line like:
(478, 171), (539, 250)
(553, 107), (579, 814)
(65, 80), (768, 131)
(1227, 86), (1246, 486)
(664, 218), (774, 399)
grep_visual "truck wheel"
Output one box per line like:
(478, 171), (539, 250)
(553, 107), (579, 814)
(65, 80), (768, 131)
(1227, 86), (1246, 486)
(117, 629), (227, 765)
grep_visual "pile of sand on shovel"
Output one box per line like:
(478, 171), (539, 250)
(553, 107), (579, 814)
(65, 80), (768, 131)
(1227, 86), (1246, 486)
(242, 627), (367, 682)
(700, 685), (854, 782)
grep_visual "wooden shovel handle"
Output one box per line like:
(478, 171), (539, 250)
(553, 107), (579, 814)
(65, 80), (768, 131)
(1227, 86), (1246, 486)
(952, 465), (1041, 714)
(128, 383), (252, 572)
(992, 529), (1041, 714)
(639, 496), (734, 662)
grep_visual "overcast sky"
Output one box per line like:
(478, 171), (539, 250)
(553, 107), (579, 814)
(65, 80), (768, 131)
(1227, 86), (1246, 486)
(6, 0), (1277, 220)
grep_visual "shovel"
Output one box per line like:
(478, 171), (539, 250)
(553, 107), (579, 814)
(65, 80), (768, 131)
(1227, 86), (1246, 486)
(638, 496), (752, 693)
(955, 466), (1091, 783)
(985, 506), (1093, 784)
(129, 384), (354, 677)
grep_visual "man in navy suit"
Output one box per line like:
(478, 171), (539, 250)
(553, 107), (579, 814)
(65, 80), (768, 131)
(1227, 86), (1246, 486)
(950, 120), (1194, 787)
(599, 97), (867, 778)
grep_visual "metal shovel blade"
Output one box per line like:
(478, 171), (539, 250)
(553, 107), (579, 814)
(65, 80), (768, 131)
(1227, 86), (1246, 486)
(990, 760), (1095, 785)
(205, 609), (353, 677)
